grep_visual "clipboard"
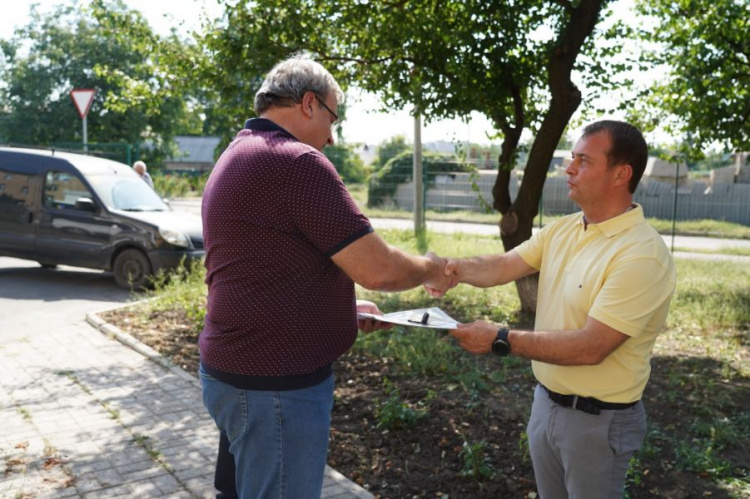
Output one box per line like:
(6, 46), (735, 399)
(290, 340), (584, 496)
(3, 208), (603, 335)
(357, 307), (460, 329)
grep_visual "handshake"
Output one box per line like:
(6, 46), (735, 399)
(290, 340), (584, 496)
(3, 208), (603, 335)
(422, 252), (462, 298)
(358, 249), (518, 354)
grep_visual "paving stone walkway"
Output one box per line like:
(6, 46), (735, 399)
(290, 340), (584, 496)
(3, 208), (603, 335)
(0, 306), (371, 498)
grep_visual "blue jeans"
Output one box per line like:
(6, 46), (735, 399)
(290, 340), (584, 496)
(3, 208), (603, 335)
(200, 366), (334, 499)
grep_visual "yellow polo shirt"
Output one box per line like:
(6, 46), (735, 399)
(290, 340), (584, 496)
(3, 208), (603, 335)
(514, 204), (676, 402)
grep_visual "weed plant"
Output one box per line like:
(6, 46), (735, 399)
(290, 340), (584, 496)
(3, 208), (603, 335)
(374, 378), (432, 431)
(147, 260), (207, 330)
(459, 440), (495, 480)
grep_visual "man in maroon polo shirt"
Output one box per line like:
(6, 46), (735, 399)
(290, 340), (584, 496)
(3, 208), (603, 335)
(199, 55), (451, 499)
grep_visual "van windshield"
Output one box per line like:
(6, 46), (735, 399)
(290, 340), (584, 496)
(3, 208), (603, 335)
(87, 175), (169, 211)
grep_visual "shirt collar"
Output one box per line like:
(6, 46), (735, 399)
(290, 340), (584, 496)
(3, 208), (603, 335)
(579, 203), (645, 238)
(243, 118), (297, 140)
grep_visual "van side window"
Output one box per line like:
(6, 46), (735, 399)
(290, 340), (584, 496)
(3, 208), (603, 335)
(0, 167), (35, 222)
(43, 171), (93, 210)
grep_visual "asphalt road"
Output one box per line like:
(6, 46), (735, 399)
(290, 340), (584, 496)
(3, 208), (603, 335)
(0, 258), (130, 339)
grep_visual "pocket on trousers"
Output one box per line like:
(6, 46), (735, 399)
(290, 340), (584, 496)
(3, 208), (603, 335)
(200, 374), (248, 442)
(198, 368), (217, 384)
(608, 404), (647, 456)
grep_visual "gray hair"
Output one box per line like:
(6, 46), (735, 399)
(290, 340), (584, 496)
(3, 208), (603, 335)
(254, 54), (344, 115)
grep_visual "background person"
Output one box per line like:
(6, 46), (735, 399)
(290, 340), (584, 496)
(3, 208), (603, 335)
(132, 160), (154, 188)
(432, 120), (676, 498)
(200, 54), (451, 499)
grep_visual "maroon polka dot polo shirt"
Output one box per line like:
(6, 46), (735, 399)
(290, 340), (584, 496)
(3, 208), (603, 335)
(199, 118), (373, 390)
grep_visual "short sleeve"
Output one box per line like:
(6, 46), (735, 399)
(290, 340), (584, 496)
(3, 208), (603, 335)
(514, 226), (547, 270)
(283, 151), (371, 255)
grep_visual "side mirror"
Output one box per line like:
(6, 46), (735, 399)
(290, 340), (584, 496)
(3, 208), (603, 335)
(74, 197), (97, 212)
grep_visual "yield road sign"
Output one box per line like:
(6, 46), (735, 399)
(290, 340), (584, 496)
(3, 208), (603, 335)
(70, 89), (96, 119)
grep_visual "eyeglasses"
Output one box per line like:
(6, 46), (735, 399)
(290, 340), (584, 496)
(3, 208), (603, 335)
(314, 94), (340, 127)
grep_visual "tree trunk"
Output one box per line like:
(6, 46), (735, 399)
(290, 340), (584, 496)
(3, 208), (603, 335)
(492, 0), (606, 315)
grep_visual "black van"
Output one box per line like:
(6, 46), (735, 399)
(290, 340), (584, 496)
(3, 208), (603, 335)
(0, 147), (204, 289)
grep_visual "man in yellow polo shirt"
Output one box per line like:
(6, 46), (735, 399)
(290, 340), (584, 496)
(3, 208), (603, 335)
(438, 120), (676, 498)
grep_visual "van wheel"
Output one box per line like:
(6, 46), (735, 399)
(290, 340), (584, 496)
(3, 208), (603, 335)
(113, 249), (151, 290)
(38, 262), (57, 269)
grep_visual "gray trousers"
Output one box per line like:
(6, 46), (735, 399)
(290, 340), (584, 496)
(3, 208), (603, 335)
(527, 384), (647, 499)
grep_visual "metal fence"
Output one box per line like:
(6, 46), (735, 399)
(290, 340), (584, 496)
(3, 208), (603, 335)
(51, 142), (138, 165)
(370, 168), (750, 225)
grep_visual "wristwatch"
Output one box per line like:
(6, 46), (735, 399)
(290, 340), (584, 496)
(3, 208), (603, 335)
(491, 327), (511, 356)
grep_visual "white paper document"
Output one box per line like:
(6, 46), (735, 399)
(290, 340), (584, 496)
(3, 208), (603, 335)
(358, 306), (460, 329)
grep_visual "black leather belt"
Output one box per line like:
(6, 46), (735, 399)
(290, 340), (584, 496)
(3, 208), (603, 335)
(541, 384), (638, 416)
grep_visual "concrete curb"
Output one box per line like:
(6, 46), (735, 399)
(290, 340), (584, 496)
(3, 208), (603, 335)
(85, 303), (199, 386)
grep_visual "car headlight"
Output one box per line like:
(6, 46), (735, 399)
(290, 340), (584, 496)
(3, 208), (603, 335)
(159, 228), (190, 248)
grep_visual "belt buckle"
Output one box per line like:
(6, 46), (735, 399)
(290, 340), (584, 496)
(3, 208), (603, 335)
(574, 396), (601, 415)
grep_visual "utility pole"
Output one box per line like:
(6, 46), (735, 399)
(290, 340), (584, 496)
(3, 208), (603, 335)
(413, 111), (425, 235)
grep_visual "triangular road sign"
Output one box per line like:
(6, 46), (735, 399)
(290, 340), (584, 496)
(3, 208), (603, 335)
(70, 89), (96, 119)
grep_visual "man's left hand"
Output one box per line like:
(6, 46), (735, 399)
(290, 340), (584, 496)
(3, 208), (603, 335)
(356, 300), (393, 333)
(450, 320), (497, 355)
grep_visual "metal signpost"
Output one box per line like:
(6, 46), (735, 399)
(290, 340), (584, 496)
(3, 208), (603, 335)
(70, 89), (96, 152)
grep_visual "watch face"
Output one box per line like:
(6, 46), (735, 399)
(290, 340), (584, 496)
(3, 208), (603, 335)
(492, 328), (511, 356)
(492, 339), (510, 356)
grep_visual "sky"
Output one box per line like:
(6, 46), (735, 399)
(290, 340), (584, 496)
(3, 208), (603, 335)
(1, 0), (635, 148)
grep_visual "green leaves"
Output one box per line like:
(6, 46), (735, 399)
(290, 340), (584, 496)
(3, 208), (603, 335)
(374, 377), (429, 431)
(630, 0), (750, 156)
(459, 440), (495, 480)
(0, 1), (196, 164)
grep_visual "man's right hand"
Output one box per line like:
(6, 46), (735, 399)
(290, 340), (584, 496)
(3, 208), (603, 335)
(423, 254), (460, 298)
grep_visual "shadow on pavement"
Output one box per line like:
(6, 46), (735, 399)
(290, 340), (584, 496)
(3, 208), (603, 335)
(0, 261), (131, 302)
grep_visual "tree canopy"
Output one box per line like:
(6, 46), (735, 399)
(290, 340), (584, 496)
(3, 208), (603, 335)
(195, 0), (619, 311)
(323, 143), (367, 183)
(373, 135), (411, 171)
(631, 0), (750, 156)
(0, 0), (198, 164)
(192, 1), (342, 145)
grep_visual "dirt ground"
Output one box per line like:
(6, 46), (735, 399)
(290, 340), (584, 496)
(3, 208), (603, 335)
(103, 307), (748, 498)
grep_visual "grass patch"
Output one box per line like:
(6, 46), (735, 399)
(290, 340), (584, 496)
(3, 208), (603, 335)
(665, 259), (750, 342)
(144, 261), (208, 331)
(673, 246), (750, 257)
(648, 218), (750, 239)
